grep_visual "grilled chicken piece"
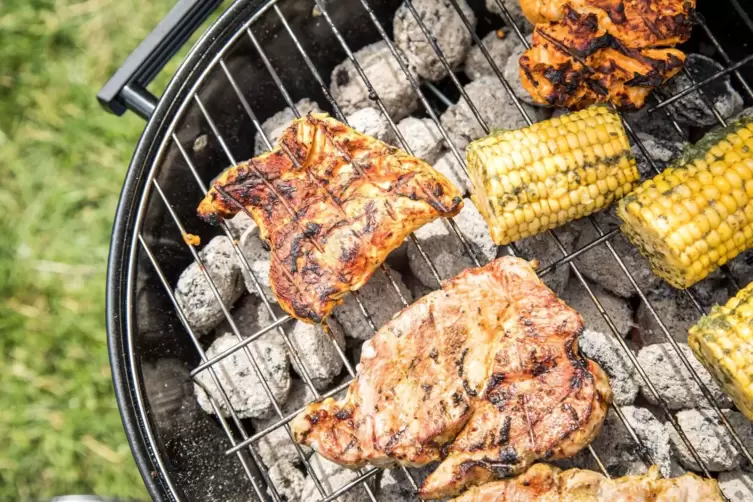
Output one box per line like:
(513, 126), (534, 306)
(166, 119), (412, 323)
(450, 463), (723, 501)
(197, 113), (463, 323)
(519, 0), (694, 48)
(520, 5), (686, 110)
(291, 257), (611, 499)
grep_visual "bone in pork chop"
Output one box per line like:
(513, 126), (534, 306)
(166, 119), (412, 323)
(290, 256), (611, 499)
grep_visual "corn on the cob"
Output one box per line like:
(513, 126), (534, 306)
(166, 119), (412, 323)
(466, 105), (639, 245)
(689, 281), (753, 421)
(617, 117), (753, 289)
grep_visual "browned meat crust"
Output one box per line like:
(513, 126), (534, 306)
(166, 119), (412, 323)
(450, 463), (724, 501)
(197, 113), (463, 323)
(520, 0), (694, 110)
(290, 257), (611, 499)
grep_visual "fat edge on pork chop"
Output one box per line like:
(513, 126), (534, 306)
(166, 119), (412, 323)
(291, 256), (612, 499)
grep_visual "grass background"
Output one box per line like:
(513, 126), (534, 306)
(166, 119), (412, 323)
(0, 0), (217, 499)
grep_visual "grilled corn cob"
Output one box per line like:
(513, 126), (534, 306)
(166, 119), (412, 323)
(617, 117), (753, 289)
(689, 281), (753, 421)
(466, 105), (639, 245)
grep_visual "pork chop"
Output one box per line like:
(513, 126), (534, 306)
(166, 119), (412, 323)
(290, 256), (611, 499)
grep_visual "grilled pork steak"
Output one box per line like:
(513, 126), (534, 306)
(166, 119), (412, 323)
(290, 257), (611, 499)
(197, 113), (463, 323)
(450, 463), (723, 502)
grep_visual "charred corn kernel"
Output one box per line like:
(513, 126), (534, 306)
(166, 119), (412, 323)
(689, 281), (753, 421)
(467, 106), (638, 245)
(617, 118), (753, 289)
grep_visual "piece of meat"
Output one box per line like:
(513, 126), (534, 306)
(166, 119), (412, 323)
(197, 113), (463, 323)
(450, 463), (724, 501)
(290, 257), (611, 499)
(519, 0), (695, 48)
(520, 5), (686, 110)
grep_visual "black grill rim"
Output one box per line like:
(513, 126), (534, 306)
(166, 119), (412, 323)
(106, 1), (268, 500)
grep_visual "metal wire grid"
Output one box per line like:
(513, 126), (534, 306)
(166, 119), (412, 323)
(128, 0), (753, 500)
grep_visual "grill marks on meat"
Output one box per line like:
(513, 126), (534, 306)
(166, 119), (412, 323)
(449, 463), (723, 502)
(290, 257), (611, 499)
(196, 113), (463, 323)
(519, 0), (694, 110)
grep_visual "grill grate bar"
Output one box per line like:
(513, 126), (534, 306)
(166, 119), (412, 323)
(138, 233), (278, 502)
(138, 0), (753, 499)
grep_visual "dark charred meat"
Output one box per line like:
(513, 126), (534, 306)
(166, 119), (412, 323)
(519, 0), (694, 110)
(197, 113), (463, 323)
(290, 257), (611, 499)
(450, 463), (723, 502)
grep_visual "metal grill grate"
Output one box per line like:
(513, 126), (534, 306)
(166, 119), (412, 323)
(133, 0), (753, 500)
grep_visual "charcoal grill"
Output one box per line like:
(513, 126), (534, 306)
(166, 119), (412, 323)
(101, 0), (753, 500)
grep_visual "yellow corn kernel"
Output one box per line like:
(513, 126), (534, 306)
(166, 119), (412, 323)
(467, 105), (638, 245)
(617, 117), (753, 288)
(689, 281), (753, 421)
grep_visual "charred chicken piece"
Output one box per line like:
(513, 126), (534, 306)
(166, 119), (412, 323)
(197, 113), (463, 324)
(450, 463), (723, 501)
(520, 0), (695, 47)
(520, 0), (694, 110)
(290, 257), (611, 499)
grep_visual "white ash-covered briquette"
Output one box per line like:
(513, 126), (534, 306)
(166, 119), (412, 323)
(194, 333), (290, 420)
(636, 343), (733, 410)
(346, 107), (396, 144)
(395, 116), (445, 164)
(563, 280), (633, 338)
(407, 198), (498, 287)
(668, 409), (753, 472)
(484, 0), (533, 34)
(578, 329), (639, 405)
(572, 211), (660, 298)
(440, 75), (547, 151)
(238, 221), (274, 302)
(175, 236), (245, 336)
(464, 30), (521, 81)
(330, 41), (419, 122)
(251, 379), (316, 470)
(253, 98), (322, 155)
(224, 211), (255, 240)
(503, 36), (540, 107)
(393, 0), (476, 82)
(266, 460), (305, 502)
(514, 222), (578, 296)
(718, 469), (753, 502)
(665, 54), (744, 128)
(630, 132), (686, 179)
(588, 406), (681, 478)
(289, 318), (346, 390)
(432, 151), (472, 197)
(300, 454), (373, 502)
(332, 264), (412, 340)
(634, 278), (728, 346)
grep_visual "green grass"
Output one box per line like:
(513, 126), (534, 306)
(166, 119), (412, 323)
(0, 0), (215, 499)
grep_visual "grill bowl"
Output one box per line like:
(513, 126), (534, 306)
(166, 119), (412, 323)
(107, 1), (753, 501)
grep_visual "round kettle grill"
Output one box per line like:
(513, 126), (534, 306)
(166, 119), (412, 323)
(101, 0), (753, 500)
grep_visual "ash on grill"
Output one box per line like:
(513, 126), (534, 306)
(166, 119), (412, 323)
(168, 1), (753, 500)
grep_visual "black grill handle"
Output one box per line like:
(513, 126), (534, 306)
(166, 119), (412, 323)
(97, 0), (222, 119)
